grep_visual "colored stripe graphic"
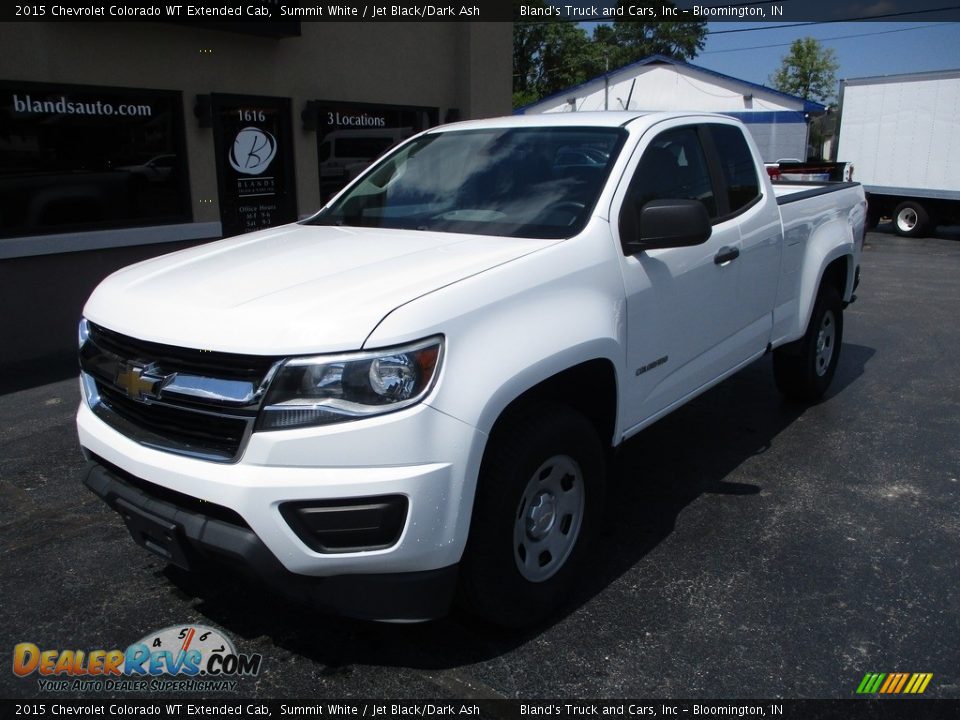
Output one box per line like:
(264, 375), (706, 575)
(892, 673), (909, 693)
(904, 673), (933, 694)
(880, 673), (904, 693)
(857, 672), (933, 694)
(856, 673), (886, 694)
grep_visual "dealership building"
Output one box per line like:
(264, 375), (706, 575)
(516, 54), (825, 163)
(0, 17), (511, 386)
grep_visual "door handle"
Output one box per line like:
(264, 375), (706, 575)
(714, 246), (740, 265)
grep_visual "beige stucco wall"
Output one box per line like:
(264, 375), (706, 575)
(0, 21), (512, 224)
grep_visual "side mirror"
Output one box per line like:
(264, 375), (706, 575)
(624, 198), (712, 254)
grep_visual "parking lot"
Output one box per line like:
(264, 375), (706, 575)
(1, 226), (958, 700)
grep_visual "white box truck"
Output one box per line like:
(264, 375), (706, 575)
(835, 69), (960, 237)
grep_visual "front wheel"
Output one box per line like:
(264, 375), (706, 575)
(458, 403), (605, 627)
(773, 284), (844, 402)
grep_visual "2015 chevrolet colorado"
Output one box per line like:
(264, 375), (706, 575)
(77, 112), (866, 626)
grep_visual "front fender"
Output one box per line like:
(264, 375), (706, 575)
(364, 228), (627, 441)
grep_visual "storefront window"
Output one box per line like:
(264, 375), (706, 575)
(0, 81), (191, 239)
(311, 100), (438, 202)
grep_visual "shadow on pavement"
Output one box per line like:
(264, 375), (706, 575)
(160, 344), (875, 671)
(871, 221), (960, 241)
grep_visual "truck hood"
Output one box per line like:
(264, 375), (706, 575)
(84, 223), (555, 355)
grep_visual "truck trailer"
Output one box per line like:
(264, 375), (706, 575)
(835, 69), (960, 237)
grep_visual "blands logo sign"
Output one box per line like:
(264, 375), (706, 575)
(856, 672), (933, 695)
(229, 127), (277, 176)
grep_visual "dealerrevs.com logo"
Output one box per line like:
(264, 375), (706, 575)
(13, 625), (263, 693)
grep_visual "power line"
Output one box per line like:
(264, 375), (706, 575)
(513, 20), (954, 78)
(705, 5), (960, 35)
(702, 23), (954, 53)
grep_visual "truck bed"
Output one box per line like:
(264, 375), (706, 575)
(772, 180), (861, 205)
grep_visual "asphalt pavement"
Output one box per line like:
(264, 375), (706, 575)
(1, 226), (958, 700)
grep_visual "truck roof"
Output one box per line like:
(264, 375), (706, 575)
(427, 111), (749, 133)
(427, 111), (651, 131)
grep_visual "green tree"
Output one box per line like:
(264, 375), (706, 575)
(513, 4), (598, 107)
(601, 2), (706, 70)
(770, 37), (839, 104)
(513, 1), (706, 108)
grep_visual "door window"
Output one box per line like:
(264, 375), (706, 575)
(619, 126), (718, 250)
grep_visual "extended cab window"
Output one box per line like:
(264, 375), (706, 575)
(709, 124), (761, 214)
(307, 127), (627, 239)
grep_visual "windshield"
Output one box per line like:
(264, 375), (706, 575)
(305, 126), (627, 239)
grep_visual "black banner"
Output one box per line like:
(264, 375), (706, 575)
(209, 93), (297, 237)
(3, 0), (960, 23)
(1, 699), (959, 720)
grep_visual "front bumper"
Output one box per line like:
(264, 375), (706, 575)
(82, 458), (457, 621)
(77, 398), (486, 616)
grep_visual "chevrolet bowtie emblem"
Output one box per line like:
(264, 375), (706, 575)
(115, 362), (161, 401)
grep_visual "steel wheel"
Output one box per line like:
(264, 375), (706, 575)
(513, 455), (585, 583)
(773, 283), (844, 403)
(458, 403), (606, 627)
(892, 200), (930, 238)
(896, 206), (917, 233)
(814, 309), (836, 377)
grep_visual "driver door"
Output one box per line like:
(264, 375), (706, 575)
(615, 122), (745, 433)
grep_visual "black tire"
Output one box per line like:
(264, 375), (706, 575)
(892, 200), (930, 238)
(773, 284), (844, 403)
(458, 403), (606, 628)
(865, 202), (881, 231)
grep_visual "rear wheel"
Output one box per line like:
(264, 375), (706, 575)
(458, 403), (605, 627)
(893, 200), (930, 238)
(773, 284), (844, 402)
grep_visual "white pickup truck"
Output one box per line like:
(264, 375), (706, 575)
(77, 112), (866, 626)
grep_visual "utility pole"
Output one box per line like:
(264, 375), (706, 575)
(604, 50), (610, 110)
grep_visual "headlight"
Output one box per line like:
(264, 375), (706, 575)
(256, 336), (443, 431)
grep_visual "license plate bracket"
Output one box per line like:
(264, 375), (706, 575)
(115, 497), (192, 570)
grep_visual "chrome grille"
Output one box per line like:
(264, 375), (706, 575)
(80, 322), (281, 463)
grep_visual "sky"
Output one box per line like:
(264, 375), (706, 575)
(694, 21), (960, 101)
(573, 0), (960, 107)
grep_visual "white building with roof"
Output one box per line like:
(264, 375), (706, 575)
(516, 54), (825, 162)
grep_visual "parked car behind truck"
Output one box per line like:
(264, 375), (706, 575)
(77, 112), (866, 626)
(836, 69), (960, 237)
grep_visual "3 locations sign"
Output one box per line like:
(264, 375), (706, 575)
(210, 93), (297, 237)
(311, 100), (437, 202)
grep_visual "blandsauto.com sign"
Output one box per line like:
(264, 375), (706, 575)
(11, 93), (152, 117)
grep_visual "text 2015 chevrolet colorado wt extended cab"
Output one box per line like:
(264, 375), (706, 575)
(77, 112), (865, 626)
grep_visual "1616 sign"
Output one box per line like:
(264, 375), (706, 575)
(210, 94), (297, 237)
